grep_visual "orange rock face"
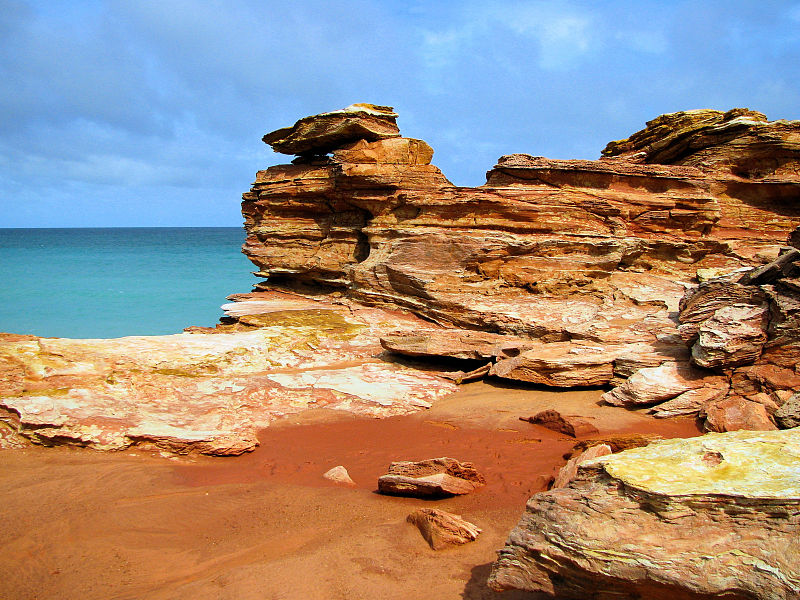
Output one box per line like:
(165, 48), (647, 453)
(244, 106), (800, 433)
(0, 293), (457, 455)
(245, 109), (800, 337)
(602, 108), (800, 179)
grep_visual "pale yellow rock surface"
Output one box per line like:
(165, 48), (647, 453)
(596, 429), (800, 498)
(0, 293), (457, 455)
(490, 429), (800, 599)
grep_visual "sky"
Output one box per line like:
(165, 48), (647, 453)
(1, 0), (799, 228)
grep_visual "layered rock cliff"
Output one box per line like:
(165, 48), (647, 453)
(241, 106), (800, 598)
(243, 104), (800, 432)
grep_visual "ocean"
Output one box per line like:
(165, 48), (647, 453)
(0, 227), (258, 339)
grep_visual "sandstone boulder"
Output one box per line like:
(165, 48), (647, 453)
(262, 103), (400, 156)
(377, 457), (485, 498)
(520, 409), (598, 438)
(406, 508), (481, 550)
(601, 107), (800, 179)
(601, 362), (727, 408)
(552, 444), (611, 489)
(648, 385), (728, 418)
(703, 396), (778, 432)
(705, 397), (778, 432)
(489, 342), (621, 387)
(691, 303), (768, 368)
(322, 465), (356, 486)
(669, 247), (800, 428)
(775, 392), (800, 429)
(489, 430), (800, 599)
(678, 281), (769, 345)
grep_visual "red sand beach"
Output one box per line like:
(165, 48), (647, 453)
(0, 382), (700, 600)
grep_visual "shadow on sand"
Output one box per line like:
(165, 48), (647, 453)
(461, 562), (549, 599)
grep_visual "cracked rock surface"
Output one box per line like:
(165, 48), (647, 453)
(489, 430), (800, 599)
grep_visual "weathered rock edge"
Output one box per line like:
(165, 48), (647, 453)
(245, 105), (800, 431)
(0, 294), (457, 455)
(488, 430), (800, 599)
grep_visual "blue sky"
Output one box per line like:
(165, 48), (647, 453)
(1, 0), (799, 227)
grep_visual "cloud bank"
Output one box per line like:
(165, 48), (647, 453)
(1, 0), (798, 226)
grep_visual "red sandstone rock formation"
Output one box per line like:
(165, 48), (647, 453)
(406, 508), (481, 550)
(488, 431), (800, 600)
(245, 105), (800, 434)
(377, 457), (485, 498)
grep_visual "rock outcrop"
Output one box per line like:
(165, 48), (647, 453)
(262, 103), (400, 156)
(602, 108), (800, 179)
(377, 457), (485, 498)
(4, 105), (800, 455)
(489, 430), (800, 599)
(244, 105), (800, 425)
(0, 291), (457, 454)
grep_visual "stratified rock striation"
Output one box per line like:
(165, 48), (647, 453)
(244, 105), (800, 432)
(262, 103), (400, 156)
(602, 108), (800, 178)
(488, 430), (800, 599)
(0, 292), (456, 454)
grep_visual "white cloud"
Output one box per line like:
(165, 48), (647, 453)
(417, 2), (597, 74)
(484, 2), (596, 69)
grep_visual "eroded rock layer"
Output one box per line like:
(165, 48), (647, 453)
(602, 108), (800, 178)
(0, 292), (456, 454)
(245, 109), (800, 328)
(244, 106), (800, 433)
(488, 430), (800, 600)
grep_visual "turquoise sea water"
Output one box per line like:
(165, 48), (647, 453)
(0, 228), (258, 338)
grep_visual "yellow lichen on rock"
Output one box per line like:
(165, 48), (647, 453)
(595, 429), (800, 498)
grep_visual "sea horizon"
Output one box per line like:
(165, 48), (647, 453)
(0, 225), (244, 229)
(0, 227), (257, 339)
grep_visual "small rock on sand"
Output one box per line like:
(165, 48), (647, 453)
(521, 409), (598, 437)
(322, 465), (356, 486)
(406, 508), (481, 550)
(377, 457), (485, 498)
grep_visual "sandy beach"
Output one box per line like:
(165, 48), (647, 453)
(0, 381), (700, 600)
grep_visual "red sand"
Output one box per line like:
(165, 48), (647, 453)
(0, 382), (701, 600)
